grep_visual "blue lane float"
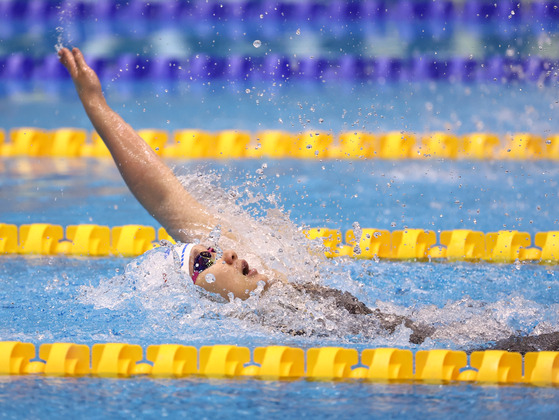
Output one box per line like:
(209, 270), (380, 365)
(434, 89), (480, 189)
(2, 53), (556, 84)
(2, 0), (559, 23)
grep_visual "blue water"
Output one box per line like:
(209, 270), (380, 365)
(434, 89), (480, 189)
(2, 158), (559, 353)
(2, 83), (559, 420)
(1, 375), (558, 420)
(1, 158), (558, 236)
(1, 80), (558, 135)
(1, 249), (559, 417)
(3, 1), (559, 417)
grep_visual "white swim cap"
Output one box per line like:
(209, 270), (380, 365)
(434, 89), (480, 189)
(177, 243), (195, 278)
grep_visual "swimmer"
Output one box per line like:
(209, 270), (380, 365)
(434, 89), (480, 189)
(58, 47), (270, 301)
(58, 46), (432, 339)
(59, 47), (558, 352)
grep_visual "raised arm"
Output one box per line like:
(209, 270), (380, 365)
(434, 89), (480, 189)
(59, 47), (218, 242)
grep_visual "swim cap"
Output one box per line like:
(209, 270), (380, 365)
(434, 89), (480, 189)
(176, 243), (195, 280)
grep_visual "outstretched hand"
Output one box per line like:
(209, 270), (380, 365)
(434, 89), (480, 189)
(58, 47), (103, 103)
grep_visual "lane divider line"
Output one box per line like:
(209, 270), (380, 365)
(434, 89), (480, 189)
(1, 128), (559, 160)
(1, 223), (558, 263)
(1, 342), (557, 385)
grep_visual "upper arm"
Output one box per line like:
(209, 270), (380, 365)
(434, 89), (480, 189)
(62, 47), (224, 243)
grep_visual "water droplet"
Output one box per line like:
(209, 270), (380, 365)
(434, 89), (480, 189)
(306, 144), (312, 149)
(296, 28), (301, 35)
(205, 273), (216, 283)
(245, 88), (251, 93)
(253, 40), (262, 48)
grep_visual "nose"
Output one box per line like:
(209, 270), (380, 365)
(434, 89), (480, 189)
(223, 249), (238, 265)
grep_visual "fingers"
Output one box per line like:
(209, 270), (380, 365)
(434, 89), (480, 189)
(58, 47), (90, 79)
(72, 47), (89, 71)
(58, 47), (78, 79)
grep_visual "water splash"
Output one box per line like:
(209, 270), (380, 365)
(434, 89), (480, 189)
(175, 168), (328, 284)
(78, 169), (559, 349)
(54, 2), (74, 52)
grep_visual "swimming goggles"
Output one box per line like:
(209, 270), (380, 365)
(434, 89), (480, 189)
(192, 247), (216, 283)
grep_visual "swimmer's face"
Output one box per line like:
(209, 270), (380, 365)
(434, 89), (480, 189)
(190, 245), (269, 300)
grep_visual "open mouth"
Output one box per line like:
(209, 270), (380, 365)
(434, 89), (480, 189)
(241, 259), (249, 276)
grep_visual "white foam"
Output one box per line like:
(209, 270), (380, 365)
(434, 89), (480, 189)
(78, 170), (559, 349)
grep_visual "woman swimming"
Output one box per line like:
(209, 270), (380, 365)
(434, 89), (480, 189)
(59, 47), (271, 301)
(58, 46), (435, 340)
(59, 47), (558, 352)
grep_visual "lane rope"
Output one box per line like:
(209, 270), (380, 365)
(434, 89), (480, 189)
(5, 0), (559, 26)
(1, 223), (558, 263)
(1, 128), (559, 160)
(1, 341), (557, 385)
(2, 54), (557, 83)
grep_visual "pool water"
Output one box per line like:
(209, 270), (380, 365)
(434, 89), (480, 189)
(1, 375), (559, 419)
(2, 0), (559, 417)
(1, 156), (559, 418)
(2, 157), (558, 236)
(2, 80), (558, 135)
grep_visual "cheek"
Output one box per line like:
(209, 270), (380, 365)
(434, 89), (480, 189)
(204, 263), (239, 282)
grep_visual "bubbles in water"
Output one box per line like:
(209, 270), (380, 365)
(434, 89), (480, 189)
(54, 4), (75, 52)
(207, 225), (223, 246)
(352, 222), (362, 255)
(76, 169), (559, 350)
(54, 27), (64, 52)
(253, 40), (262, 48)
(255, 163), (267, 176)
(205, 274), (216, 284)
